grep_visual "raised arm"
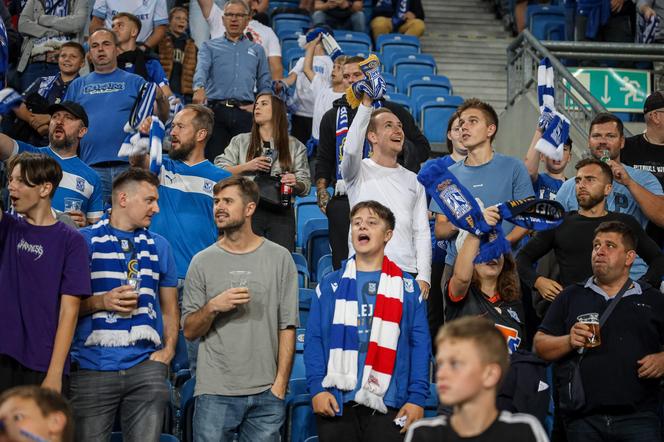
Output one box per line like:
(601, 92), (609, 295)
(524, 128), (543, 181)
(197, 0), (214, 19)
(340, 99), (372, 185)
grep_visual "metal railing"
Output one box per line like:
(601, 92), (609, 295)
(507, 30), (610, 138)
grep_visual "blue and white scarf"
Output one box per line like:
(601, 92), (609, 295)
(118, 117), (165, 177)
(535, 58), (570, 161)
(0, 88), (23, 114)
(124, 82), (158, 133)
(85, 215), (162, 347)
(637, 13), (661, 44)
(417, 159), (564, 263)
(0, 19), (7, 85)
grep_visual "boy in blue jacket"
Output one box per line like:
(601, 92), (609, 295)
(304, 200), (431, 441)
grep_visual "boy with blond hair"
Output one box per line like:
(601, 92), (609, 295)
(406, 317), (549, 441)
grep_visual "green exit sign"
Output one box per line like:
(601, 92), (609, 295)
(563, 68), (651, 113)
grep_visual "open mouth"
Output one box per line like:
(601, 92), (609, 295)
(357, 233), (370, 245)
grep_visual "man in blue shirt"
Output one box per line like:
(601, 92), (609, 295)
(70, 168), (178, 442)
(430, 98), (534, 290)
(192, 0), (271, 161)
(64, 28), (169, 204)
(137, 105), (231, 282)
(0, 101), (104, 227)
(555, 113), (664, 229)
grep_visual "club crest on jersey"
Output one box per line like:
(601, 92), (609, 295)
(404, 279), (414, 293)
(495, 324), (521, 354)
(506, 307), (521, 323)
(436, 179), (472, 219)
(203, 180), (214, 193)
(76, 177), (85, 192)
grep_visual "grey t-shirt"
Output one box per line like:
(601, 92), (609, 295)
(182, 239), (299, 396)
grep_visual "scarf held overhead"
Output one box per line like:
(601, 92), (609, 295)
(417, 158), (565, 263)
(323, 256), (404, 413)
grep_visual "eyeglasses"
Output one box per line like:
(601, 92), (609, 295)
(224, 13), (248, 19)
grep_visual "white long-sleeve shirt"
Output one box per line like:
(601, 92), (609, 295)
(341, 104), (432, 283)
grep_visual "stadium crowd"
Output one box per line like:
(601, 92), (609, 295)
(1, 1), (664, 442)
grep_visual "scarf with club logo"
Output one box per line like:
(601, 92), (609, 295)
(536, 58), (570, 161)
(417, 158), (565, 263)
(85, 215), (162, 347)
(323, 256), (404, 413)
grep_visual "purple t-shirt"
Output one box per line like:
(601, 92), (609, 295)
(0, 213), (91, 372)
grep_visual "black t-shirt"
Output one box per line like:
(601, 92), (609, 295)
(516, 211), (664, 289)
(168, 32), (187, 95)
(622, 134), (664, 247)
(446, 283), (525, 354)
(406, 412), (548, 442)
(539, 281), (664, 414)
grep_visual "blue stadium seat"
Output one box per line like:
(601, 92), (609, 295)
(284, 394), (318, 442)
(296, 202), (325, 250)
(172, 331), (191, 387)
(410, 91), (454, 121)
(299, 288), (314, 326)
(393, 54), (436, 78)
(180, 377), (196, 442)
(407, 77), (453, 96)
(421, 105), (457, 144)
(384, 92), (412, 114)
(302, 218), (330, 281)
(292, 329), (307, 378)
(284, 47), (305, 71)
(399, 73), (448, 94)
(278, 29), (305, 44)
(339, 41), (372, 56)
(274, 16), (310, 35)
(413, 94), (462, 124)
(381, 44), (419, 72)
(424, 383), (439, 417)
(316, 254), (333, 283)
(335, 31), (373, 50)
(281, 39), (300, 56)
(527, 5), (566, 40)
(382, 72), (397, 93)
(292, 252), (309, 288)
(376, 33), (420, 52)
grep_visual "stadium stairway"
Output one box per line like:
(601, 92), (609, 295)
(419, 0), (511, 112)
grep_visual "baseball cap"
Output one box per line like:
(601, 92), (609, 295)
(48, 101), (89, 127)
(644, 91), (664, 115)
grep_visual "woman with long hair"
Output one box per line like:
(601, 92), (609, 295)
(445, 207), (524, 352)
(215, 92), (311, 251)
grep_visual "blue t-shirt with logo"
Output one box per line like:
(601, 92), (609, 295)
(342, 270), (381, 404)
(64, 69), (146, 166)
(149, 157), (231, 279)
(72, 226), (177, 371)
(533, 173), (564, 200)
(16, 142), (104, 220)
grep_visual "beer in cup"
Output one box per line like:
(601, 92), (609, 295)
(577, 313), (601, 348)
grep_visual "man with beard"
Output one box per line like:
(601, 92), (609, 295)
(516, 158), (664, 312)
(135, 105), (230, 285)
(0, 101), (103, 227)
(182, 176), (298, 442)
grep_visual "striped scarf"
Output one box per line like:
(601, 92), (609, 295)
(85, 216), (162, 347)
(124, 82), (158, 133)
(323, 256), (404, 413)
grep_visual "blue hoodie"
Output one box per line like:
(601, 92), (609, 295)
(304, 265), (431, 415)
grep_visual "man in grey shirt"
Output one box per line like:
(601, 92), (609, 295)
(182, 176), (298, 442)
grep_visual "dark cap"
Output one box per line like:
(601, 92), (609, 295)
(644, 91), (664, 115)
(48, 101), (89, 127)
